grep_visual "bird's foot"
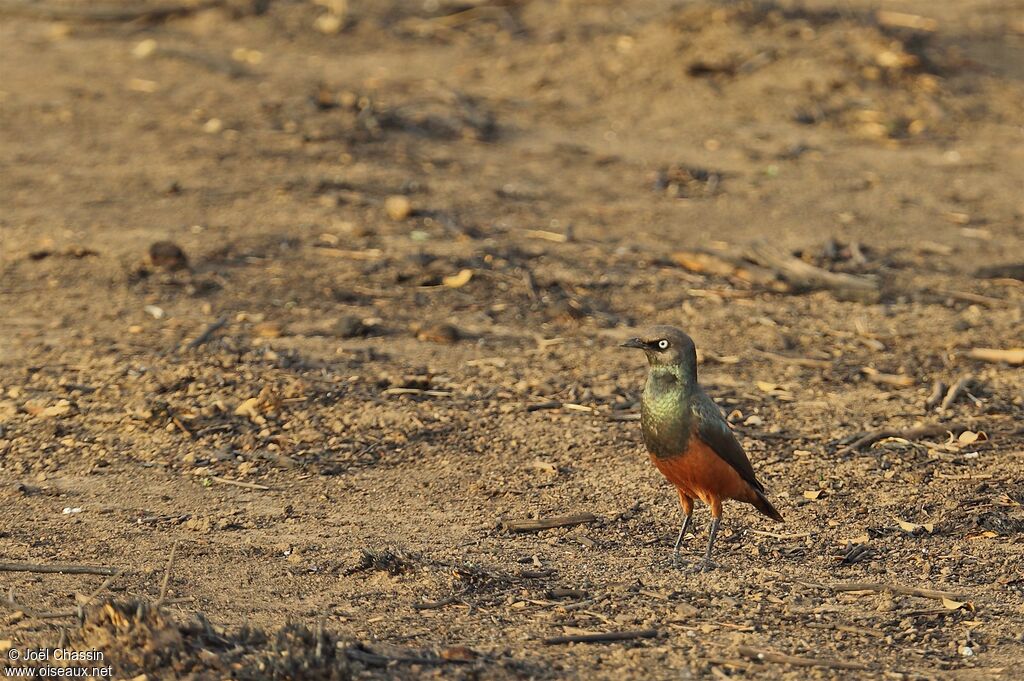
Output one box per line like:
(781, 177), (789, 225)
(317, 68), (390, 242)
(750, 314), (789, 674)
(688, 558), (717, 573)
(670, 552), (688, 569)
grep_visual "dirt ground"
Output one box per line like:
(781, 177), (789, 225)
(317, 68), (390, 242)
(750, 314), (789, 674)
(2, 0), (1024, 678)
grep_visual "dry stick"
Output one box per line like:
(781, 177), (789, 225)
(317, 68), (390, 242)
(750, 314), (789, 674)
(156, 541), (179, 606)
(876, 10), (938, 31)
(925, 380), (948, 410)
(861, 367), (914, 387)
(737, 645), (868, 671)
(797, 580), (968, 602)
(0, 562), (117, 576)
(0, 0), (224, 22)
(184, 316), (228, 351)
(79, 569), (124, 608)
(965, 348), (1024, 366)
(504, 513), (597, 533)
(747, 530), (811, 540)
(937, 289), (1005, 308)
(2, 590), (77, 620)
(754, 349), (831, 369)
(542, 629), (658, 645)
(670, 247), (779, 288)
(412, 595), (458, 610)
(835, 423), (969, 456)
(2, 576), (124, 620)
(526, 401), (563, 412)
(381, 388), (453, 397)
(745, 241), (879, 300)
(169, 412), (194, 439)
(210, 475), (271, 491)
(941, 375), (975, 410)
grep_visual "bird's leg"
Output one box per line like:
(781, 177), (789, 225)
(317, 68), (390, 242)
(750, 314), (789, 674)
(672, 492), (694, 566)
(691, 500), (722, 573)
(672, 513), (692, 564)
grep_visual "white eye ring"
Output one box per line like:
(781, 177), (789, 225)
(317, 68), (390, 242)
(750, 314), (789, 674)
(657, 339), (669, 350)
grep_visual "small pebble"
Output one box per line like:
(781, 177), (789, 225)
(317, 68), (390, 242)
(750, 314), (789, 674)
(385, 195), (412, 221)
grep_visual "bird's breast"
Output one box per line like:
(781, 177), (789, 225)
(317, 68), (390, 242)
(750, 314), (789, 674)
(640, 382), (693, 459)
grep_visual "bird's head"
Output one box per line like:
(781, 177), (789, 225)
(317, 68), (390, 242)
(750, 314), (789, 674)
(620, 325), (698, 371)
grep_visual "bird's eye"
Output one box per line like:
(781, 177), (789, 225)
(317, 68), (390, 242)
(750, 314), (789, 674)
(656, 339), (669, 350)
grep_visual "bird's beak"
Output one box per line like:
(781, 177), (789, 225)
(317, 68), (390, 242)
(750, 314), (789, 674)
(620, 337), (646, 349)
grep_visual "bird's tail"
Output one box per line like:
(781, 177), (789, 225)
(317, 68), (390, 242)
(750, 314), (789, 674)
(753, 490), (784, 522)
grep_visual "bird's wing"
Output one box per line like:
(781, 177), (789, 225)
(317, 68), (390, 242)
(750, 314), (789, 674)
(691, 390), (764, 493)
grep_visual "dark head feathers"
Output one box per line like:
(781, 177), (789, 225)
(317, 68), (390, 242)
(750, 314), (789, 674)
(620, 325), (698, 370)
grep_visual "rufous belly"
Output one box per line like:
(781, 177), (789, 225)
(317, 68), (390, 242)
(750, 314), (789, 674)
(650, 435), (757, 508)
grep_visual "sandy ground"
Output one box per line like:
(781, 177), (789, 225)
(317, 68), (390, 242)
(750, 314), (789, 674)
(2, 0), (1024, 678)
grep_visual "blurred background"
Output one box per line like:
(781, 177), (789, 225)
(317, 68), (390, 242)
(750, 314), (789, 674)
(2, 0), (1023, 677)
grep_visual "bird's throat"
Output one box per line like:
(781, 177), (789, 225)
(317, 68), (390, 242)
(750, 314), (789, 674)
(640, 365), (695, 460)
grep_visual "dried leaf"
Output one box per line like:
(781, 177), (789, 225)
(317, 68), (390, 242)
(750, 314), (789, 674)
(442, 269), (474, 288)
(941, 598), (973, 611)
(803, 490), (823, 500)
(957, 431), (987, 446)
(897, 519), (934, 534)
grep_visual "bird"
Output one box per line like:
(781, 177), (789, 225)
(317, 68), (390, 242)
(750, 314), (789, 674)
(621, 325), (782, 571)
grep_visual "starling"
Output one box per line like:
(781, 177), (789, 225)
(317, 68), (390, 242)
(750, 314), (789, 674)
(622, 325), (782, 571)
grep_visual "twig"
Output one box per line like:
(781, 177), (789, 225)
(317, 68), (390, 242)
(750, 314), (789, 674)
(138, 513), (191, 525)
(504, 513), (597, 533)
(0, 562), (117, 576)
(381, 388), (453, 397)
(157, 541), (179, 606)
(746, 241), (879, 301)
(169, 412), (194, 439)
(4, 573), (119, 620)
(940, 376), (975, 410)
(737, 645), (868, 671)
(796, 580), (968, 601)
(524, 229), (569, 243)
(861, 367), (914, 388)
(526, 401), (563, 412)
(522, 267), (540, 301)
(184, 316), (228, 351)
(2, 589), (77, 620)
(80, 570), (124, 608)
(804, 621), (884, 638)
(412, 595), (458, 610)
(925, 380), (947, 410)
(965, 348), (1024, 366)
(670, 248), (779, 287)
(210, 476), (271, 491)
(876, 10), (938, 31)
(0, 0), (224, 22)
(755, 349), (831, 369)
(937, 290), (1005, 308)
(542, 629), (658, 645)
(746, 530), (811, 540)
(835, 423), (969, 455)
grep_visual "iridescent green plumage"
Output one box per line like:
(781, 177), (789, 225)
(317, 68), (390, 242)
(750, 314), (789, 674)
(622, 325), (783, 571)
